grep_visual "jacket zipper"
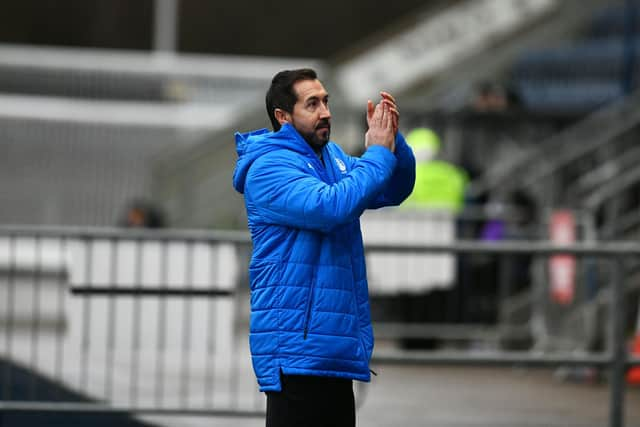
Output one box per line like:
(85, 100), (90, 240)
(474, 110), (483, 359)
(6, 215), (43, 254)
(303, 283), (315, 340)
(348, 249), (370, 363)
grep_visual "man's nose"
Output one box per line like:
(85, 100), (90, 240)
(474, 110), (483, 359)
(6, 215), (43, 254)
(319, 104), (331, 119)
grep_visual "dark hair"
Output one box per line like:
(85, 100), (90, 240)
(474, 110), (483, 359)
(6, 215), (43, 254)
(265, 68), (317, 131)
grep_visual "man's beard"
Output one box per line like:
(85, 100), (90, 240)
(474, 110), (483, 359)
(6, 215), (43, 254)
(299, 121), (331, 154)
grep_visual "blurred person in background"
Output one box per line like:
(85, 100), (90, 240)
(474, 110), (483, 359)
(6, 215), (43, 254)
(402, 127), (467, 212)
(232, 68), (415, 427)
(471, 81), (521, 113)
(119, 198), (166, 228)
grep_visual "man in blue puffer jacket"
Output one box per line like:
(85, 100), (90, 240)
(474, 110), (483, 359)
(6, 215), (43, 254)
(233, 68), (415, 427)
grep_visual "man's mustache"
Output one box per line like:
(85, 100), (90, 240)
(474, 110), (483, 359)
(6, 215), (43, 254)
(316, 120), (331, 130)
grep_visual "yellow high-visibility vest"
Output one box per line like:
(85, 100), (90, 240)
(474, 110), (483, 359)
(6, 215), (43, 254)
(402, 127), (468, 212)
(404, 160), (468, 212)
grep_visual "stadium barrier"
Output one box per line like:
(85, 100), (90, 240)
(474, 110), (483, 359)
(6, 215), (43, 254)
(0, 225), (262, 421)
(365, 239), (640, 427)
(0, 225), (639, 427)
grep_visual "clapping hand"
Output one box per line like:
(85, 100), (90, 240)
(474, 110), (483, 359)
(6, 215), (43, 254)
(367, 91), (399, 136)
(365, 93), (396, 153)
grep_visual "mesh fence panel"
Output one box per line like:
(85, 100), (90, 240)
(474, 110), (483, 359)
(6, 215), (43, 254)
(0, 45), (322, 227)
(0, 117), (201, 226)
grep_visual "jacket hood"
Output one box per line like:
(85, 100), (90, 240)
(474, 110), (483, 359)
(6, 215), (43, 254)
(232, 124), (315, 194)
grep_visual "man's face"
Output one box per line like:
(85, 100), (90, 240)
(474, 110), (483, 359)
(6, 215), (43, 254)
(289, 79), (331, 153)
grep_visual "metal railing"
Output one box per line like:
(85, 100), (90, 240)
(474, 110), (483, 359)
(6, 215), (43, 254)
(468, 88), (640, 200)
(0, 225), (261, 421)
(1, 226), (639, 426)
(366, 240), (640, 427)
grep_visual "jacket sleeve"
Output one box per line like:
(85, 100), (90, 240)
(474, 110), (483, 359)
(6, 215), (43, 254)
(245, 145), (397, 233)
(367, 132), (416, 209)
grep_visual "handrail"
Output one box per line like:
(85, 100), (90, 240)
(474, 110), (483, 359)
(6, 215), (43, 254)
(0, 225), (251, 244)
(4, 226), (640, 256)
(373, 350), (640, 367)
(583, 165), (640, 211)
(519, 95), (640, 192)
(364, 239), (640, 256)
(601, 207), (640, 239)
(468, 90), (640, 198)
(4, 225), (640, 257)
(568, 143), (640, 199)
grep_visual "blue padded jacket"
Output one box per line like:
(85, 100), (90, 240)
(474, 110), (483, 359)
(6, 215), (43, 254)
(232, 123), (415, 392)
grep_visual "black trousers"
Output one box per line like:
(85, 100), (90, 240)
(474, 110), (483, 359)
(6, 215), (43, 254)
(266, 374), (355, 427)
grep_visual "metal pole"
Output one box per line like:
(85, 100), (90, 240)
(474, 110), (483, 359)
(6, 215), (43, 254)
(153, 0), (179, 53)
(497, 255), (511, 333)
(609, 258), (627, 427)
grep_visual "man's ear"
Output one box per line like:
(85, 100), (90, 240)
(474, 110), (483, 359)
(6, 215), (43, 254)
(274, 108), (291, 126)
